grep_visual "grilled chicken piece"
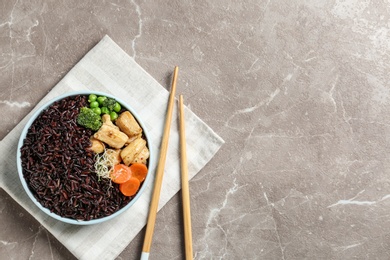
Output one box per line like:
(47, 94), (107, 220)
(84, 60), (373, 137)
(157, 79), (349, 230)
(106, 149), (122, 165)
(88, 137), (105, 153)
(102, 114), (119, 130)
(120, 138), (146, 166)
(116, 111), (142, 138)
(131, 146), (150, 164)
(93, 120), (128, 149)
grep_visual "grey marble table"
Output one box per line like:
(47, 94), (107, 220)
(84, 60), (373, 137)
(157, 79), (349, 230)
(1, 1), (390, 259)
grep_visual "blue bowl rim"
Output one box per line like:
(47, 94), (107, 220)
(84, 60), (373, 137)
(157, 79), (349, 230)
(16, 90), (153, 225)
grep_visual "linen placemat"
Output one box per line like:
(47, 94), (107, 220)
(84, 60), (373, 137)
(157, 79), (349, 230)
(0, 35), (224, 259)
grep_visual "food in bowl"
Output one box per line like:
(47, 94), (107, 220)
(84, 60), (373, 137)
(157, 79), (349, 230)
(18, 92), (151, 223)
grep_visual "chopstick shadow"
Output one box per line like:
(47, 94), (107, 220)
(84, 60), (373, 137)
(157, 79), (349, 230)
(177, 190), (188, 258)
(164, 70), (175, 91)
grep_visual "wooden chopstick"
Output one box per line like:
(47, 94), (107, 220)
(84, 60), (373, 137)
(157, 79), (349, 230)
(179, 95), (193, 260)
(141, 66), (179, 260)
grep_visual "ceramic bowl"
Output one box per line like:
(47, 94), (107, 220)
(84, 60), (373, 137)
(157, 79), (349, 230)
(16, 91), (152, 225)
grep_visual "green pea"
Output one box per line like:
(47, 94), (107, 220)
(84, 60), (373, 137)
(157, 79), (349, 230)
(97, 96), (107, 105)
(113, 102), (121, 112)
(88, 94), (97, 102)
(110, 111), (118, 121)
(92, 107), (101, 115)
(90, 101), (99, 108)
(101, 106), (110, 114)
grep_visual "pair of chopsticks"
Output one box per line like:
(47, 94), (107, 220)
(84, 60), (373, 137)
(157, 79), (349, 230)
(141, 67), (193, 260)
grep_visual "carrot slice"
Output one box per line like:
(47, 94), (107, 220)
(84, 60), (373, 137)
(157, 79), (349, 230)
(119, 177), (140, 196)
(130, 163), (148, 182)
(110, 164), (132, 184)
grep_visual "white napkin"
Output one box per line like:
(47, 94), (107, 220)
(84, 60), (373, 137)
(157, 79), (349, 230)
(0, 35), (224, 259)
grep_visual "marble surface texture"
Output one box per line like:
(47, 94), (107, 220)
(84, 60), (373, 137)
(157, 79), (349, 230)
(1, 1), (390, 259)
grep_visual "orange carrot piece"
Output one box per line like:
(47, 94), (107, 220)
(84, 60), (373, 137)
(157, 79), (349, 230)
(130, 163), (148, 182)
(110, 164), (132, 184)
(119, 177), (140, 196)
